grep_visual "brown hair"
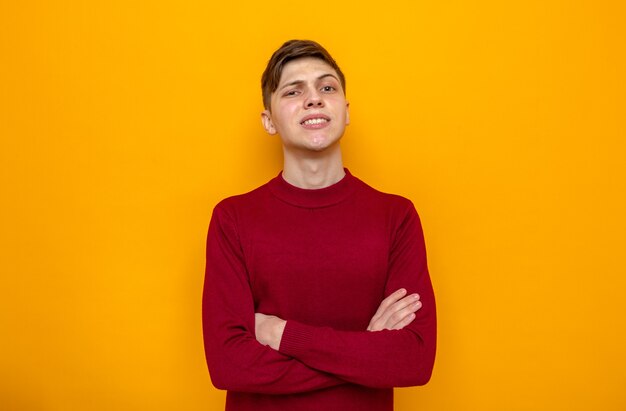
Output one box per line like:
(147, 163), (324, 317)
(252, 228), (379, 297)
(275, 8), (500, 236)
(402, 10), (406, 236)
(261, 39), (346, 110)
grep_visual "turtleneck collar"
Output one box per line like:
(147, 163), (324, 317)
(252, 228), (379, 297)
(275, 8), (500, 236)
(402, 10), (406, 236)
(267, 168), (358, 208)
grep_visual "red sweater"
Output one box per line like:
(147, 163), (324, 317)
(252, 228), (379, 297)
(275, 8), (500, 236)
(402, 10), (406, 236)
(203, 169), (436, 410)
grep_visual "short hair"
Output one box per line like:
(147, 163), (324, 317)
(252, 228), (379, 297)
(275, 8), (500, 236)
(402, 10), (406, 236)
(261, 39), (346, 110)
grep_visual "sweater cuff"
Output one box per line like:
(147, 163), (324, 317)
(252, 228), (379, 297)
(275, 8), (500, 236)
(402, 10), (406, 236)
(279, 320), (315, 359)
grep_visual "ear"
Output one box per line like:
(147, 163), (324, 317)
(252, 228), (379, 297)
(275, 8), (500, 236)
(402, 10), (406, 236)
(261, 110), (277, 135)
(345, 101), (350, 126)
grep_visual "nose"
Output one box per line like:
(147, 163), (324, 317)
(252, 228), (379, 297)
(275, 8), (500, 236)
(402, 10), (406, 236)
(304, 89), (324, 108)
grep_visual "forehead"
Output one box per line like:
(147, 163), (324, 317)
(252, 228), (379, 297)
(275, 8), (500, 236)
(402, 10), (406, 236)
(278, 57), (339, 85)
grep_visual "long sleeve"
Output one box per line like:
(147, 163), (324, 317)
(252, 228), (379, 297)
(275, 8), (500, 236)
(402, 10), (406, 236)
(202, 203), (346, 394)
(277, 204), (437, 388)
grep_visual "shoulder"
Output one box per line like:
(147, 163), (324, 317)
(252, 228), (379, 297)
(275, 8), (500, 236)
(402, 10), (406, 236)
(211, 180), (273, 220)
(217, 183), (268, 208)
(350, 175), (424, 235)
(353, 175), (417, 213)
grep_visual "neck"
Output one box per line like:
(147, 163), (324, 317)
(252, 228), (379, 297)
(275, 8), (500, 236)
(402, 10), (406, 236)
(282, 145), (345, 189)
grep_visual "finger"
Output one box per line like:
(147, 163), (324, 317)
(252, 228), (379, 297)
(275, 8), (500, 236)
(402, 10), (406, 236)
(377, 293), (420, 327)
(368, 295), (420, 331)
(388, 300), (422, 329)
(384, 299), (420, 328)
(368, 299), (422, 332)
(369, 292), (417, 330)
(390, 312), (416, 330)
(370, 288), (407, 323)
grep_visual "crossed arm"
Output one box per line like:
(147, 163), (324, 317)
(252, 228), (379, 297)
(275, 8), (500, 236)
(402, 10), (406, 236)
(255, 288), (422, 350)
(204, 200), (436, 393)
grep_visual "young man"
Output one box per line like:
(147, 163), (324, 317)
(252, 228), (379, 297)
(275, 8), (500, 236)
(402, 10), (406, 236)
(203, 40), (436, 410)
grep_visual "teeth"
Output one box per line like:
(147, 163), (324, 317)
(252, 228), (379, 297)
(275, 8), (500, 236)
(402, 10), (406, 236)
(303, 118), (328, 125)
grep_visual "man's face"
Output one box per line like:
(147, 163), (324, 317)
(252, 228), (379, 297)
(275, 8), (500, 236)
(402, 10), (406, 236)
(261, 57), (350, 153)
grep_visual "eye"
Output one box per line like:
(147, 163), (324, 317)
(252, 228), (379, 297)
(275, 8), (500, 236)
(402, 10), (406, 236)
(321, 85), (336, 93)
(283, 89), (300, 97)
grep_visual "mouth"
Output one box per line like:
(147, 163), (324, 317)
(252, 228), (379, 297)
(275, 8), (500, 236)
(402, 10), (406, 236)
(300, 115), (330, 128)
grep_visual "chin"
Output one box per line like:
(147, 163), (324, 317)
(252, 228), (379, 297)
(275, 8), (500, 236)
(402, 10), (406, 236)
(283, 134), (342, 154)
(309, 138), (342, 153)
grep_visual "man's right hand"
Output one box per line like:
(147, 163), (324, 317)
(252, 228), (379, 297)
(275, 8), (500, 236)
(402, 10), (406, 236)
(367, 288), (422, 331)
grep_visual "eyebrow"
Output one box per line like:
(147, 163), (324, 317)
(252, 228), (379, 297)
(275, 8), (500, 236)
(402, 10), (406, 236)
(278, 74), (339, 91)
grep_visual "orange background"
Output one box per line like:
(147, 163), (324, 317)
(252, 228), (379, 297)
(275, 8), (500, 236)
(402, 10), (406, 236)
(1, 1), (625, 410)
